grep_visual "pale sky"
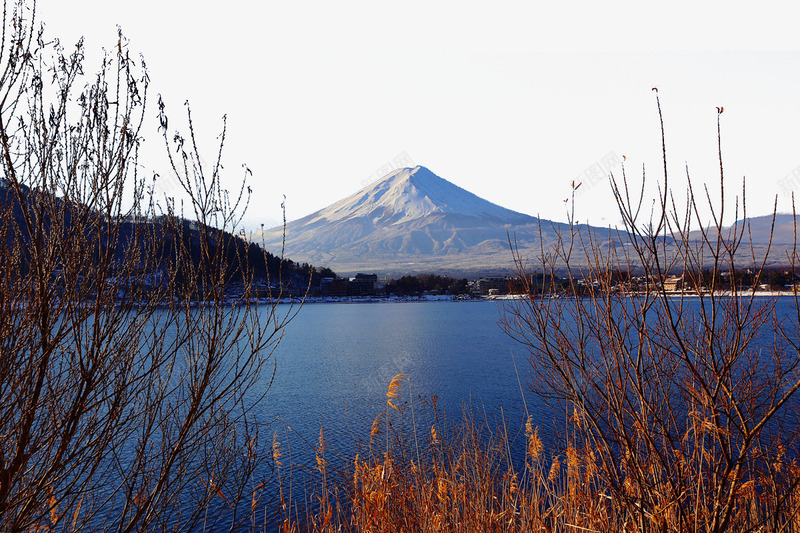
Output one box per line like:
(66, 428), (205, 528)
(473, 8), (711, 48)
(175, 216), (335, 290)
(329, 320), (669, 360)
(36, 1), (800, 231)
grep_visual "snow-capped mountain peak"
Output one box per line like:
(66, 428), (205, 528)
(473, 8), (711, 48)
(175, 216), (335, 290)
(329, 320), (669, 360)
(307, 166), (531, 226)
(260, 164), (558, 276)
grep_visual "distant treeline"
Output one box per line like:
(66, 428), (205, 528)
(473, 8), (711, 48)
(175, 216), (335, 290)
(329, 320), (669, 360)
(507, 267), (800, 296)
(385, 274), (470, 296)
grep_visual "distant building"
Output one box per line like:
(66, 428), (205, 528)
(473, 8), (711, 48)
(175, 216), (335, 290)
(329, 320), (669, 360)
(663, 275), (684, 292)
(628, 276), (660, 293)
(320, 277), (348, 297)
(473, 277), (508, 295)
(319, 274), (380, 297)
(348, 273), (378, 296)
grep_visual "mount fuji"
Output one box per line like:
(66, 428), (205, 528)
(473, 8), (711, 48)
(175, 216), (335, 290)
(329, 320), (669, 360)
(260, 166), (612, 276)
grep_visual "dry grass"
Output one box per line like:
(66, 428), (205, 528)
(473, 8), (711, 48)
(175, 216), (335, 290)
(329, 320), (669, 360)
(261, 373), (800, 533)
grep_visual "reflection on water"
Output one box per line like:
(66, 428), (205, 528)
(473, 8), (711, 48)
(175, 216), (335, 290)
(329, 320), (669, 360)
(256, 300), (543, 463)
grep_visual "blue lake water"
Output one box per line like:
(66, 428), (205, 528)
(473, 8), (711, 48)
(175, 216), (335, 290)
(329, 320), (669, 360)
(257, 299), (545, 466)
(192, 295), (800, 529)
(253, 295), (800, 477)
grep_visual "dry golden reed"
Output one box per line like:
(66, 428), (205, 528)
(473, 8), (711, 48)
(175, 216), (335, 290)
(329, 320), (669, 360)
(386, 373), (406, 411)
(272, 431), (283, 468)
(277, 370), (800, 533)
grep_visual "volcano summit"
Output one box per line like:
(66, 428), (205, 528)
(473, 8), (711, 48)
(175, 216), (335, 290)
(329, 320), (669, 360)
(261, 166), (598, 276)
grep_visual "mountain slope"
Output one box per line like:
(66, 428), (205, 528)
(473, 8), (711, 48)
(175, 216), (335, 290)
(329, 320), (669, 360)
(261, 166), (615, 276)
(683, 213), (800, 270)
(0, 180), (326, 293)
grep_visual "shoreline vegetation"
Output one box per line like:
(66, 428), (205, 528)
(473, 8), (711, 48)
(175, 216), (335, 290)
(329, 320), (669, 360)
(266, 372), (800, 533)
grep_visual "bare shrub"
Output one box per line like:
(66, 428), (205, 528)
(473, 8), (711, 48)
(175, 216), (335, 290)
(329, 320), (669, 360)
(502, 93), (800, 532)
(0, 2), (296, 530)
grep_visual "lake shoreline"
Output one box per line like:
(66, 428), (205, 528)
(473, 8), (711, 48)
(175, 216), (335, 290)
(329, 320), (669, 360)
(273, 290), (800, 305)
